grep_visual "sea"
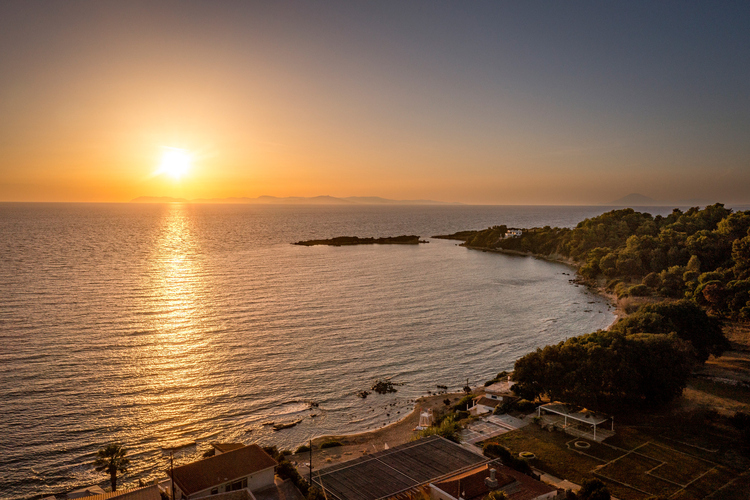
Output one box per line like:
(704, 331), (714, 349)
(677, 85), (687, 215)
(0, 203), (687, 499)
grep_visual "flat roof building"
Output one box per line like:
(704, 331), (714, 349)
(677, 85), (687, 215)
(312, 436), (487, 500)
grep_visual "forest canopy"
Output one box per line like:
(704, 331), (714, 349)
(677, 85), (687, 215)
(461, 204), (750, 320)
(454, 204), (749, 410)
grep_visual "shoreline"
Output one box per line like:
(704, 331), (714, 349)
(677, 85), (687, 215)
(291, 246), (624, 467)
(464, 244), (623, 329)
(290, 393), (463, 468)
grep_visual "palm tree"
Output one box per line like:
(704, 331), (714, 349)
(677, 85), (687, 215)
(93, 443), (130, 491)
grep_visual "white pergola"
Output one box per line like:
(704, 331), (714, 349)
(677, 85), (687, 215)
(537, 402), (613, 441)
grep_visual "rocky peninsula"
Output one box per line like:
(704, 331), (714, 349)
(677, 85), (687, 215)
(293, 235), (428, 246)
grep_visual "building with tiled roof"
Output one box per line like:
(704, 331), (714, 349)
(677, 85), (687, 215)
(468, 397), (503, 416)
(212, 443), (246, 455)
(80, 485), (163, 500)
(169, 444), (277, 500)
(430, 463), (558, 500)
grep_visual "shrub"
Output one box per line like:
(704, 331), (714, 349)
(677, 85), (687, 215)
(455, 410), (470, 420)
(626, 284), (651, 297)
(614, 282), (630, 298)
(320, 440), (342, 449)
(578, 478), (610, 500)
(642, 272), (661, 289)
(484, 491), (509, 500)
(307, 486), (325, 500)
(483, 443), (512, 462)
(452, 394), (475, 411)
(276, 459), (310, 495)
(514, 399), (536, 413)
(295, 445), (311, 454)
(416, 414), (462, 443)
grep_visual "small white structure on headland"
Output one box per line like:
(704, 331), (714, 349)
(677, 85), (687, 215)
(416, 409), (434, 430)
(505, 229), (523, 238)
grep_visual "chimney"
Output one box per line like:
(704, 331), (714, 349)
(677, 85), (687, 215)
(485, 468), (498, 489)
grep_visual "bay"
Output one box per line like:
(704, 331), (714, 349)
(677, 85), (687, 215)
(0, 203), (674, 499)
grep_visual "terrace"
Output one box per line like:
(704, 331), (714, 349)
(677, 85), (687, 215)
(536, 403), (614, 442)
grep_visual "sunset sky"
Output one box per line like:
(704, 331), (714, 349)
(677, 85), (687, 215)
(1, 1), (748, 204)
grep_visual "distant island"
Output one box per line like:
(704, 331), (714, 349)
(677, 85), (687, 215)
(131, 195), (461, 205)
(294, 235), (428, 246)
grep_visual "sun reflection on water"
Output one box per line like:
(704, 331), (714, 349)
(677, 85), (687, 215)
(123, 203), (227, 473)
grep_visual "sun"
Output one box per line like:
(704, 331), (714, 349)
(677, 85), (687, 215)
(157, 147), (191, 179)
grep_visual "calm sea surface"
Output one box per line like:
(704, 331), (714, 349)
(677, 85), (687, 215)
(1, 203), (682, 499)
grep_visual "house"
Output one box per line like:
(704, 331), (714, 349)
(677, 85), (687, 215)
(312, 436), (487, 500)
(168, 444), (277, 500)
(483, 378), (517, 403)
(430, 462), (558, 500)
(212, 443), (246, 455)
(504, 229), (523, 238)
(468, 396), (502, 416)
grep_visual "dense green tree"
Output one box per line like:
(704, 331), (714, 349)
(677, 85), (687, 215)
(577, 478), (610, 500)
(733, 235), (750, 279)
(462, 205), (750, 320)
(512, 330), (694, 410)
(94, 443), (129, 492)
(610, 300), (727, 362)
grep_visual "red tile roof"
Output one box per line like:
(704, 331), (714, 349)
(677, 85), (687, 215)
(473, 397), (502, 408)
(170, 444), (277, 495)
(432, 463), (557, 500)
(84, 485), (162, 500)
(433, 466), (514, 499)
(213, 443), (246, 454)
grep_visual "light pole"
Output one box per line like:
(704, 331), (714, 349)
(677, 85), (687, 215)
(170, 451), (175, 500)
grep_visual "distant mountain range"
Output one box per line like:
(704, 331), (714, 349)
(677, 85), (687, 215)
(131, 195), (462, 205)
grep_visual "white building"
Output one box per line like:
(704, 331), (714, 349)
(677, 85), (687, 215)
(468, 397), (502, 416)
(484, 378), (516, 402)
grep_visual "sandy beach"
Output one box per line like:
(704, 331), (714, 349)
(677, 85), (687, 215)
(289, 392), (468, 470)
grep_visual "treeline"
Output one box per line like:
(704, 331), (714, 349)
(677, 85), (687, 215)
(512, 301), (727, 410)
(465, 204), (750, 320)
